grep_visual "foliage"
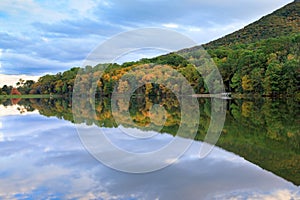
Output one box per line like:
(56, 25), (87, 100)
(7, 1), (300, 97)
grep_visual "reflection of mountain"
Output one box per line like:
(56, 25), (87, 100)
(219, 100), (300, 186)
(6, 96), (300, 185)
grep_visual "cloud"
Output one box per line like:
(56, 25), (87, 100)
(213, 189), (300, 200)
(0, 0), (68, 23)
(94, 0), (293, 27)
(0, 0), (294, 75)
(0, 74), (40, 87)
(1, 51), (78, 75)
(0, 32), (32, 50)
(162, 23), (179, 29)
(68, 0), (97, 17)
(114, 48), (168, 64)
(0, 34), (104, 74)
(32, 18), (125, 38)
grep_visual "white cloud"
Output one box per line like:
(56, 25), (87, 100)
(41, 37), (49, 43)
(187, 27), (203, 32)
(0, 74), (40, 87)
(214, 189), (300, 200)
(114, 48), (168, 64)
(261, 189), (300, 200)
(0, 157), (71, 198)
(162, 23), (179, 29)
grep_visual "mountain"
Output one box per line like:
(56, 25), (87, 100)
(179, 0), (299, 95)
(6, 1), (300, 97)
(203, 0), (300, 49)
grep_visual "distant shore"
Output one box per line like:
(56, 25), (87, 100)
(1, 93), (299, 100)
(0, 94), (62, 99)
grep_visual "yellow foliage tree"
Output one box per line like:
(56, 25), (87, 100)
(242, 75), (253, 92)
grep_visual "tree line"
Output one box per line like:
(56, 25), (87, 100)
(1, 34), (299, 97)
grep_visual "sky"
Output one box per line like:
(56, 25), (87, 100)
(0, 0), (294, 85)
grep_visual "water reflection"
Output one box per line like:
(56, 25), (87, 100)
(0, 114), (299, 199)
(0, 97), (299, 199)
(2, 96), (299, 184)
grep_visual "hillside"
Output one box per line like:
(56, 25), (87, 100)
(179, 0), (300, 95)
(203, 0), (300, 49)
(1, 1), (299, 97)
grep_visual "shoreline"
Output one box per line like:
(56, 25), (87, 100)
(0, 93), (298, 100)
(0, 94), (62, 99)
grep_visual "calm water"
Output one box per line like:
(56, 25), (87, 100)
(0, 97), (299, 199)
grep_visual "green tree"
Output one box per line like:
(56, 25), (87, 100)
(230, 72), (242, 92)
(1, 85), (10, 95)
(263, 62), (282, 95)
(250, 68), (264, 93)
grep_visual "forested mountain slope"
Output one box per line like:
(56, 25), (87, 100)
(180, 0), (300, 95)
(2, 1), (299, 97)
(203, 0), (300, 48)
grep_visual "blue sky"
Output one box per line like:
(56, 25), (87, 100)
(0, 0), (293, 77)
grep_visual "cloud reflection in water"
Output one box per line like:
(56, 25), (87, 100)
(0, 113), (298, 199)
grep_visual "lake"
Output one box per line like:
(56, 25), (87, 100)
(0, 97), (299, 199)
